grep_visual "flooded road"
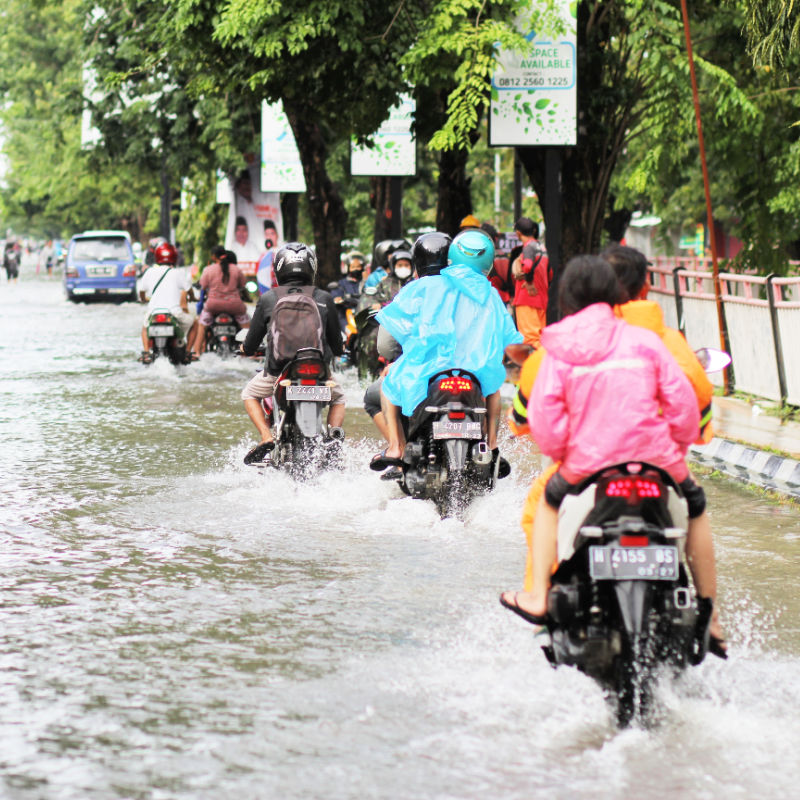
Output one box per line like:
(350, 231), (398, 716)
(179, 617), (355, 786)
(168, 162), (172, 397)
(1, 271), (799, 799)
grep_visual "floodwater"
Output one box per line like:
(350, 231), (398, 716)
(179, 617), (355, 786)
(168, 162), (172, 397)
(1, 266), (799, 800)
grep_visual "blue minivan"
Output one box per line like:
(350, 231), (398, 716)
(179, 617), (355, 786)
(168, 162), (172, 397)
(63, 230), (137, 302)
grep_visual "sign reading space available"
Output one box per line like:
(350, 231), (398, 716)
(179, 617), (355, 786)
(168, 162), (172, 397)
(489, 0), (577, 147)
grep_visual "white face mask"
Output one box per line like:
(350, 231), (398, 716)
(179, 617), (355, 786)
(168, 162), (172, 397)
(394, 265), (412, 280)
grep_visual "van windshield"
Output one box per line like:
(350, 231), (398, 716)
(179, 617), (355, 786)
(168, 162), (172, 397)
(72, 237), (130, 262)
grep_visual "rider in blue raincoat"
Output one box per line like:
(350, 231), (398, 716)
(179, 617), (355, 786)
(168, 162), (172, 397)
(370, 229), (522, 471)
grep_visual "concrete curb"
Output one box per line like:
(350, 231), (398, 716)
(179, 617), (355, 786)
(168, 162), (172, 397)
(690, 437), (800, 499)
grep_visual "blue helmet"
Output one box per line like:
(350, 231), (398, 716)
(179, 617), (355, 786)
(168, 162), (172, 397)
(448, 229), (495, 275)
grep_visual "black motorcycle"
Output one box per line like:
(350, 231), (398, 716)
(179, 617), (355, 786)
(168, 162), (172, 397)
(399, 369), (502, 517)
(206, 312), (240, 358)
(537, 461), (711, 726)
(260, 347), (344, 477)
(349, 305), (383, 381)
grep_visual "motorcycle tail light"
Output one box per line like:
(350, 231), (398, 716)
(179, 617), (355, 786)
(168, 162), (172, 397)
(217, 314), (232, 323)
(300, 379), (317, 386)
(439, 376), (473, 394)
(620, 535), (649, 547)
(448, 411), (466, 420)
(153, 313), (170, 323)
(296, 362), (323, 377)
(122, 263), (137, 276)
(605, 477), (661, 500)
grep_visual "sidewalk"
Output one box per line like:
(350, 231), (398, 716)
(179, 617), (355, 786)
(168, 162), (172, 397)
(690, 396), (800, 498)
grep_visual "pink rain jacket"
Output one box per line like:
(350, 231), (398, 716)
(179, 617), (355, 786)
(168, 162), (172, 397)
(530, 303), (699, 483)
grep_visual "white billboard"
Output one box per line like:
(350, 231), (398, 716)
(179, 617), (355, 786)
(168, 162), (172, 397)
(489, 0), (577, 147)
(261, 100), (306, 193)
(351, 94), (416, 177)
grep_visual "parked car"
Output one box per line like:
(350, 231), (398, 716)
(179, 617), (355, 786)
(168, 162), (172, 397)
(63, 230), (137, 302)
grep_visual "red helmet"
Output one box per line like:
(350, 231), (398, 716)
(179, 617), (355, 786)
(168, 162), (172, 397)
(154, 242), (178, 265)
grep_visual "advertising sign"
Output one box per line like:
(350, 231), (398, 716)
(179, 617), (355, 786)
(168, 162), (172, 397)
(261, 100), (306, 193)
(351, 94), (416, 176)
(489, 0), (577, 147)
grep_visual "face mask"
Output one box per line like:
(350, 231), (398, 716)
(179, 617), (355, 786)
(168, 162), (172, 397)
(349, 270), (363, 282)
(394, 266), (412, 281)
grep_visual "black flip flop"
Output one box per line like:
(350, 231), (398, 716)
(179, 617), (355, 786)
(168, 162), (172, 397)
(499, 592), (548, 626)
(709, 634), (728, 660)
(492, 449), (512, 479)
(370, 450), (404, 471)
(244, 441), (275, 465)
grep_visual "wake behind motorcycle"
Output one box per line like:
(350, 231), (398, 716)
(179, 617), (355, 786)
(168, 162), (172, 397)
(399, 369), (504, 517)
(142, 308), (191, 366)
(536, 461), (711, 727)
(254, 347), (344, 477)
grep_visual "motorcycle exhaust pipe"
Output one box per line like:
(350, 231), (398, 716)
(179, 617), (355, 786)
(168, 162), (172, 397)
(328, 426), (345, 442)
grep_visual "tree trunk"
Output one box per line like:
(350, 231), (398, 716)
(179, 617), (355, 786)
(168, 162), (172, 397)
(371, 176), (392, 246)
(159, 152), (172, 241)
(436, 146), (473, 237)
(283, 100), (347, 286)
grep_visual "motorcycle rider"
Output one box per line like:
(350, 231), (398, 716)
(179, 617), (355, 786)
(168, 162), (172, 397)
(192, 249), (251, 358)
(239, 242), (345, 464)
(369, 228), (522, 471)
(331, 251), (366, 332)
(371, 249), (414, 307)
(138, 242), (198, 363)
(364, 233), (451, 476)
(508, 244), (717, 587)
(500, 255), (725, 656)
(364, 239), (411, 290)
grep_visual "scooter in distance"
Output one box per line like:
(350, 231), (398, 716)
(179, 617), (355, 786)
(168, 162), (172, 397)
(141, 308), (191, 366)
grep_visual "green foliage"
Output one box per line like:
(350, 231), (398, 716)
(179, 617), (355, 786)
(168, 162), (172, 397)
(613, 0), (800, 273)
(0, 0), (153, 238)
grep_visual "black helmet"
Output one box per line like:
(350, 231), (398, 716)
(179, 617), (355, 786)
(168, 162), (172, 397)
(274, 242), (317, 286)
(411, 232), (452, 278)
(373, 238), (412, 269)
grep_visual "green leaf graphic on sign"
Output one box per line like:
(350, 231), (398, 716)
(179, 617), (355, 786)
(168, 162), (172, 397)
(535, 99), (550, 110)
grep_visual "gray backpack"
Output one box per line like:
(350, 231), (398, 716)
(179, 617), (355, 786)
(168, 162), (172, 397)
(268, 285), (324, 368)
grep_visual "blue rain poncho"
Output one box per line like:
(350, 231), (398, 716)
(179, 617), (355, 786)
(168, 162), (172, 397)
(377, 265), (523, 416)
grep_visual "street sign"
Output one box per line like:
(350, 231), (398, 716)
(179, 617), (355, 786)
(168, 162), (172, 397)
(351, 95), (416, 176)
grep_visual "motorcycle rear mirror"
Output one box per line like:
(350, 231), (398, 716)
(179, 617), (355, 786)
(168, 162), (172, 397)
(235, 329), (248, 343)
(327, 281), (339, 291)
(504, 343), (535, 367)
(364, 286), (377, 296)
(694, 347), (731, 373)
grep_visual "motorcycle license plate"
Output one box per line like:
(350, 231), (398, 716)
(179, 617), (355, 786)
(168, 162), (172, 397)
(432, 420), (482, 440)
(286, 385), (331, 402)
(589, 545), (679, 581)
(214, 326), (237, 336)
(148, 324), (174, 336)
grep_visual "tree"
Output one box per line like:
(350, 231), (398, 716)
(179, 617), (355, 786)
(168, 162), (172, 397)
(0, 0), (153, 237)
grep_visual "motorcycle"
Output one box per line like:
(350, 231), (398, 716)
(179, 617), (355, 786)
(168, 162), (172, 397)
(143, 308), (190, 365)
(206, 312), (241, 358)
(399, 369), (503, 517)
(258, 347), (344, 477)
(349, 305), (383, 381)
(536, 461), (711, 727)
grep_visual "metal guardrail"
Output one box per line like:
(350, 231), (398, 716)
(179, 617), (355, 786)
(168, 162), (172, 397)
(648, 264), (800, 405)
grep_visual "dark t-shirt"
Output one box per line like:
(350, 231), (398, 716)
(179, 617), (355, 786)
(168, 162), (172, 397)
(242, 282), (343, 374)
